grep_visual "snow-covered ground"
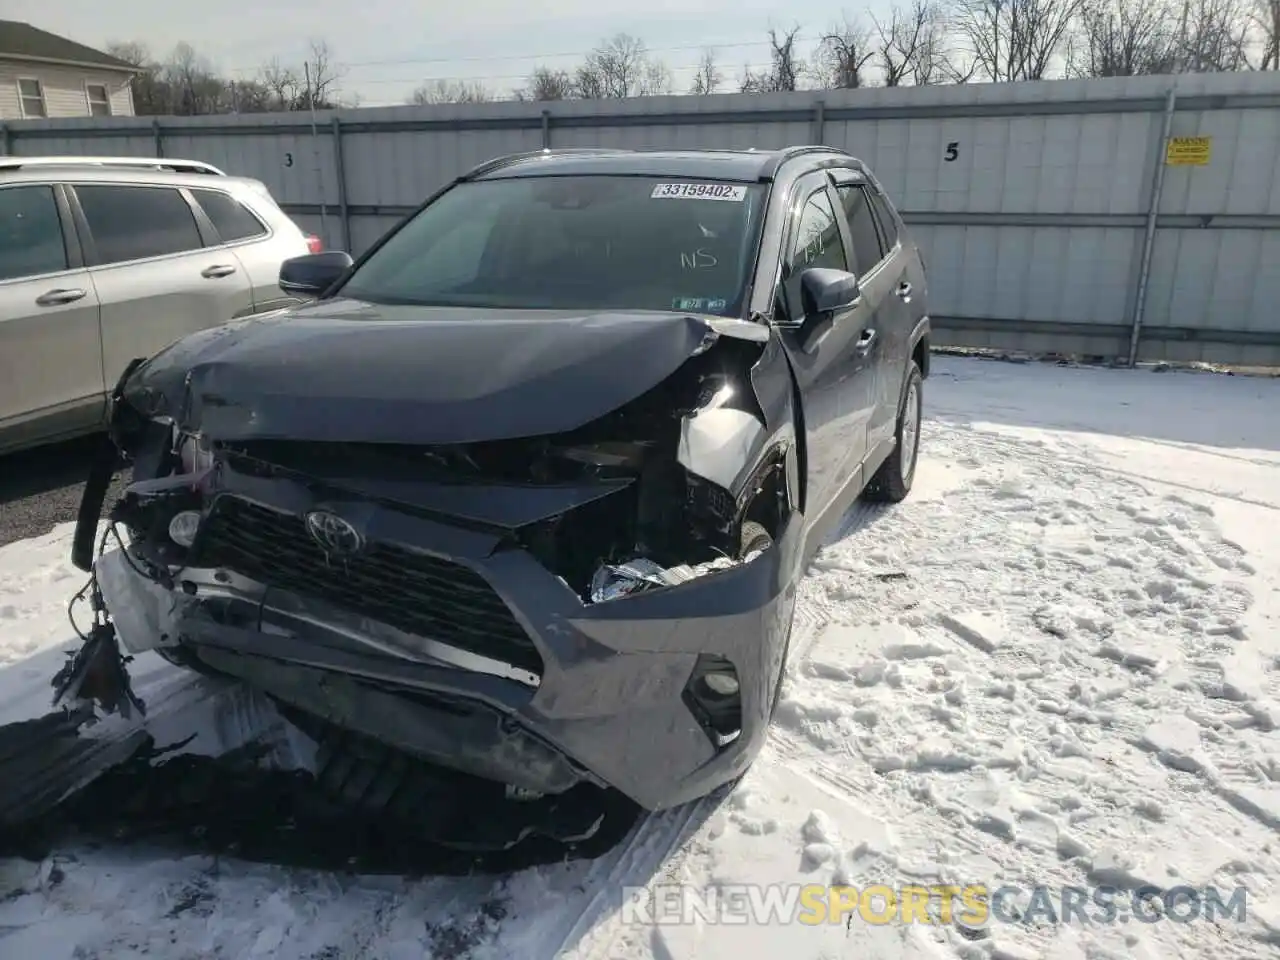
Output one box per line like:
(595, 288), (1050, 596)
(2, 355), (1279, 959)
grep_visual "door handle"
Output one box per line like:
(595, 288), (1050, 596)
(35, 287), (87, 306)
(896, 281), (913, 300)
(201, 264), (237, 279)
(855, 328), (877, 354)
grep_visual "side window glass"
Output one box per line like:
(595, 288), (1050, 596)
(835, 184), (886, 276)
(780, 187), (846, 321)
(76, 185), (203, 265)
(867, 190), (900, 251)
(191, 189), (267, 243)
(0, 186), (68, 282)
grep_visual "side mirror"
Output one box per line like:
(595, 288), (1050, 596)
(799, 267), (860, 318)
(278, 250), (354, 296)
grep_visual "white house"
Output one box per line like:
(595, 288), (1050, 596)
(0, 20), (138, 120)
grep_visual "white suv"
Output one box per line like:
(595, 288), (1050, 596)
(0, 156), (318, 455)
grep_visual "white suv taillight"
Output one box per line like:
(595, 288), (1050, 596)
(306, 234), (323, 254)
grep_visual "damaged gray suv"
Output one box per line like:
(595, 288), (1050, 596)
(62, 146), (931, 850)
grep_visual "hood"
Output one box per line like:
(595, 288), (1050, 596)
(123, 298), (769, 444)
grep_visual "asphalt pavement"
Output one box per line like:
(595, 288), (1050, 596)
(0, 436), (128, 548)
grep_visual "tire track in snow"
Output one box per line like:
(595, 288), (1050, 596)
(762, 418), (1280, 955)
(552, 797), (718, 960)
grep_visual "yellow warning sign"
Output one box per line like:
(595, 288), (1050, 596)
(1165, 136), (1211, 166)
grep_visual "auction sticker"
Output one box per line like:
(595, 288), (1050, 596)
(652, 182), (747, 201)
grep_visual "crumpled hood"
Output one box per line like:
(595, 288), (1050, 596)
(123, 298), (768, 444)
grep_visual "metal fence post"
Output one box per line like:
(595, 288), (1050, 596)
(152, 119), (164, 158)
(541, 109), (552, 149)
(331, 116), (351, 252)
(813, 99), (826, 145)
(1128, 87), (1177, 368)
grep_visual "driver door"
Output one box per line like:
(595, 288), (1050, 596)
(772, 173), (879, 537)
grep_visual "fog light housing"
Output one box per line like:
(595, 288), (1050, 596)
(683, 654), (742, 748)
(168, 510), (202, 548)
(702, 671), (739, 696)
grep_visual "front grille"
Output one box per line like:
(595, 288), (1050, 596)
(189, 496), (542, 674)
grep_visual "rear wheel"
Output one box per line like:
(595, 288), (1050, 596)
(864, 361), (922, 503)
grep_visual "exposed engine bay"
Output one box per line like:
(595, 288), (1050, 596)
(100, 326), (791, 611)
(51, 310), (803, 849)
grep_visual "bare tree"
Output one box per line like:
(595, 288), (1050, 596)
(227, 78), (275, 113)
(576, 33), (671, 98)
(1257, 0), (1280, 66)
(874, 0), (956, 84)
(742, 26), (806, 91)
(163, 42), (229, 115)
(690, 49), (723, 94)
(258, 58), (301, 110)
(1173, 0), (1255, 69)
(643, 58), (674, 96)
(106, 41), (171, 115)
(515, 66), (577, 100)
(1070, 0), (1180, 75)
(410, 79), (492, 104)
(103, 38), (352, 115)
(816, 17), (878, 87)
(299, 39), (343, 109)
(952, 0), (1088, 81)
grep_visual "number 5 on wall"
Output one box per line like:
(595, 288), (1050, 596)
(944, 142), (958, 162)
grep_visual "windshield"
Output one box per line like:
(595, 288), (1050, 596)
(336, 176), (766, 316)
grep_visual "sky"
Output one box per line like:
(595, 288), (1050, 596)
(8, 0), (899, 105)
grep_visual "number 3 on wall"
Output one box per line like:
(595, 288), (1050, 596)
(284, 152), (294, 168)
(944, 142), (959, 162)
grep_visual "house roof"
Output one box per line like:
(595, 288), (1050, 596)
(0, 20), (140, 72)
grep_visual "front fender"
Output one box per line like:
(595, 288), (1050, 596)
(676, 333), (797, 504)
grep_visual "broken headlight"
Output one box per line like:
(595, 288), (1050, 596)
(587, 545), (768, 604)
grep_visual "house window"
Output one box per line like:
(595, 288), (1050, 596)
(17, 78), (47, 118)
(85, 83), (111, 117)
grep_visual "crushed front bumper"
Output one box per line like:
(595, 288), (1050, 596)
(92, 473), (801, 812)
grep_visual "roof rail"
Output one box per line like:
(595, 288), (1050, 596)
(0, 156), (227, 176)
(759, 145), (861, 180)
(459, 148), (633, 181)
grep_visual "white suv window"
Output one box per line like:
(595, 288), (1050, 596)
(0, 185), (67, 281)
(190, 188), (267, 243)
(76, 185), (204, 265)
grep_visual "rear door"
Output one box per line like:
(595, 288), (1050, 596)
(862, 184), (919, 446)
(772, 172), (877, 526)
(830, 172), (907, 454)
(0, 182), (105, 450)
(68, 182), (255, 388)
(186, 185), (304, 315)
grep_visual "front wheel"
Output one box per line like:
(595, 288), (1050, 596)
(864, 361), (923, 503)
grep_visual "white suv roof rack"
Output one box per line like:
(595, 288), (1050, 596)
(0, 156), (226, 176)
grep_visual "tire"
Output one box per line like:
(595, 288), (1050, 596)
(864, 360), (923, 503)
(738, 520), (773, 558)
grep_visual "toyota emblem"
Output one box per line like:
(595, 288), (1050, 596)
(304, 510), (364, 556)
